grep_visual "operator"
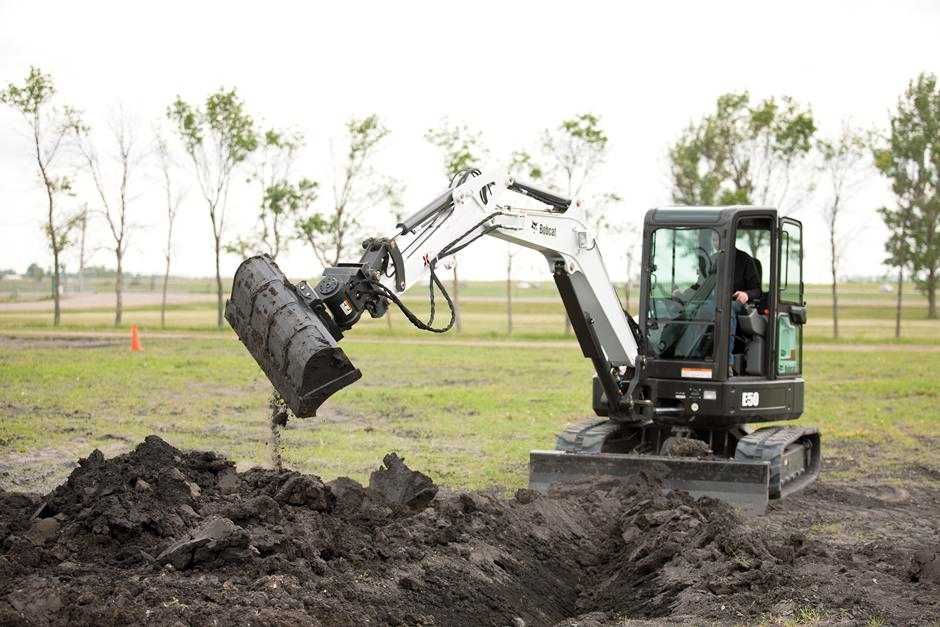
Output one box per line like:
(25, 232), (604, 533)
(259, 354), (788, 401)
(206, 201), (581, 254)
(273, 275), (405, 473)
(721, 231), (761, 374)
(671, 232), (761, 372)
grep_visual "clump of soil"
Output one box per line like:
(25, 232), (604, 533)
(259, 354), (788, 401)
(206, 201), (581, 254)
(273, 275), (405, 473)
(0, 436), (936, 625)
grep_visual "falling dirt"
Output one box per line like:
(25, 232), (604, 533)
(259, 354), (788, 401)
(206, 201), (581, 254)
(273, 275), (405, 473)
(0, 436), (937, 625)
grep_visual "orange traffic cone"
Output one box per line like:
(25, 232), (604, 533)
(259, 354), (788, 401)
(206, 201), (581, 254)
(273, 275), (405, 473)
(130, 324), (142, 352)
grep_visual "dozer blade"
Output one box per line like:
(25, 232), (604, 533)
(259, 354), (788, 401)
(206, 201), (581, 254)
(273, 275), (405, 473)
(225, 255), (361, 417)
(529, 450), (771, 514)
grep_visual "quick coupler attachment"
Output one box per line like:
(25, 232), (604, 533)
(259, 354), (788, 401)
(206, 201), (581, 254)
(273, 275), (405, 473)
(225, 255), (361, 417)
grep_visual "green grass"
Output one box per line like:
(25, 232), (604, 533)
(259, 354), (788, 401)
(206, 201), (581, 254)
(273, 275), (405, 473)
(1, 334), (937, 492)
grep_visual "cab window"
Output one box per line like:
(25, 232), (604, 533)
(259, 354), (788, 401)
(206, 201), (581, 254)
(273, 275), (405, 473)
(734, 222), (772, 295)
(776, 218), (804, 376)
(779, 221), (802, 304)
(645, 227), (718, 360)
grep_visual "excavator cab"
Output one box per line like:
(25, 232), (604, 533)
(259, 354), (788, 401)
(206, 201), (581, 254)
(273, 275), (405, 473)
(632, 207), (806, 424)
(554, 207), (819, 511)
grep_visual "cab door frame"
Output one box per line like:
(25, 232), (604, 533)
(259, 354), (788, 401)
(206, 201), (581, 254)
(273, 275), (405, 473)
(729, 210), (777, 378)
(774, 217), (806, 378)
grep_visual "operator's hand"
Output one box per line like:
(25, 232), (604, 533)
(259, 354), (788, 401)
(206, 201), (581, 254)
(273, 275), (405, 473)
(733, 291), (749, 305)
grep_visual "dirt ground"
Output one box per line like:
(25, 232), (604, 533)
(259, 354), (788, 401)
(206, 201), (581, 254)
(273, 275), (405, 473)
(0, 437), (937, 626)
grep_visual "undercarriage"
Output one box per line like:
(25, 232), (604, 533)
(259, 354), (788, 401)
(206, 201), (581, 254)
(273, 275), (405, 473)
(529, 420), (820, 513)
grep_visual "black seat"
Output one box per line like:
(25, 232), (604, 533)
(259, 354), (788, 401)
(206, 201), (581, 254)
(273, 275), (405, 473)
(735, 255), (767, 375)
(737, 307), (767, 337)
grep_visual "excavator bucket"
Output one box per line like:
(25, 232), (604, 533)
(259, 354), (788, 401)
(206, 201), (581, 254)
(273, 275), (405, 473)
(225, 255), (361, 417)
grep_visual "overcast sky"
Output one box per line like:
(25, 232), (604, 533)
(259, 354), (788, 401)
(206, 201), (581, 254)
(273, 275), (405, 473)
(1, 0), (938, 284)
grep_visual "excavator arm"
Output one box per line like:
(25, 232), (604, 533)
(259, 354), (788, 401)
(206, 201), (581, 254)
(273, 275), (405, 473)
(226, 168), (644, 419)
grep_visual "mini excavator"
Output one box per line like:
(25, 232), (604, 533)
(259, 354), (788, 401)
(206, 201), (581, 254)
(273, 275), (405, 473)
(226, 168), (820, 513)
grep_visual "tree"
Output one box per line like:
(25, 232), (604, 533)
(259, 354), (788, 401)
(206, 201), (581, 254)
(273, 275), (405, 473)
(817, 125), (869, 338)
(538, 113), (612, 334)
(621, 222), (641, 308)
(296, 115), (391, 268)
(542, 113), (609, 198)
(154, 130), (186, 328)
(874, 73), (940, 319)
(167, 88), (258, 328)
(75, 109), (144, 325)
(506, 245), (514, 335)
(669, 92), (816, 255)
(2, 67), (83, 325)
(425, 118), (489, 333)
(383, 184), (407, 332)
(585, 192), (621, 241)
(509, 149), (544, 181)
(882, 211), (913, 338)
(25, 263), (45, 282)
(76, 204), (90, 292)
(228, 128), (306, 259)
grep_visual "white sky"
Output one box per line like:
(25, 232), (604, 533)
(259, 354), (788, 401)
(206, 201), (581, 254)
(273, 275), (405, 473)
(1, 0), (938, 284)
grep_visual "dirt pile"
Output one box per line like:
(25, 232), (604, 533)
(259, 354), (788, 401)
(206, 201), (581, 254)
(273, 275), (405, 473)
(1, 436), (936, 625)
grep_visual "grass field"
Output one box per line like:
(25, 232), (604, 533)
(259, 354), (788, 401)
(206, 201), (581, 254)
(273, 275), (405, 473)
(1, 334), (937, 493)
(2, 276), (937, 493)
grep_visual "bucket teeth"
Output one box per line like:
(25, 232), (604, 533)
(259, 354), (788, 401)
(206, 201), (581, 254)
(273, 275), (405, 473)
(225, 255), (361, 417)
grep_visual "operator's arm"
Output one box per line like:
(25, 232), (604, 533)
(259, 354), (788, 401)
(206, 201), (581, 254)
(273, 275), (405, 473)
(732, 250), (761, 305)
(741, 253), (761, 302)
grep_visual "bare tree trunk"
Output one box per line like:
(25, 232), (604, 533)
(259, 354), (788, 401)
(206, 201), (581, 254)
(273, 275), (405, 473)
(928, 270), (937, 320)
(78, 211), (87, 293)
(564, 314), (572, 335)
(214, 235), (224, 328)
(157, 133), (178, 331)
(452, 262), (461, 332)
(895, 267), (903, 339)
(161, 253), (171, 329)
(830, 233), (838, 339)
(45, 180), (62, 326)
(114, 249), (123, 326)
(506, 253), (512, 335)
(386, 307), (393, 332)
(52, 246), (61, 326)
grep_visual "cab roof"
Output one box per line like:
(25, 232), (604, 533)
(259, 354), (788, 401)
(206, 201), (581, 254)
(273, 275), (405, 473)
(645, 206), (778, 226)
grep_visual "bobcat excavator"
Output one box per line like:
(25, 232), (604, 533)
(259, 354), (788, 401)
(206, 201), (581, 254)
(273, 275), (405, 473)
(225, 168), (820, 513)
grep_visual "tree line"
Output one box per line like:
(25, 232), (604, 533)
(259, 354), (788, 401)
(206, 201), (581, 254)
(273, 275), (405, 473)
(3, 67), (938, 337)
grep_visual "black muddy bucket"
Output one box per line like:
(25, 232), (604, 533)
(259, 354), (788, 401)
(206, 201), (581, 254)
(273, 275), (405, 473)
(225, 255), (361, 417)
